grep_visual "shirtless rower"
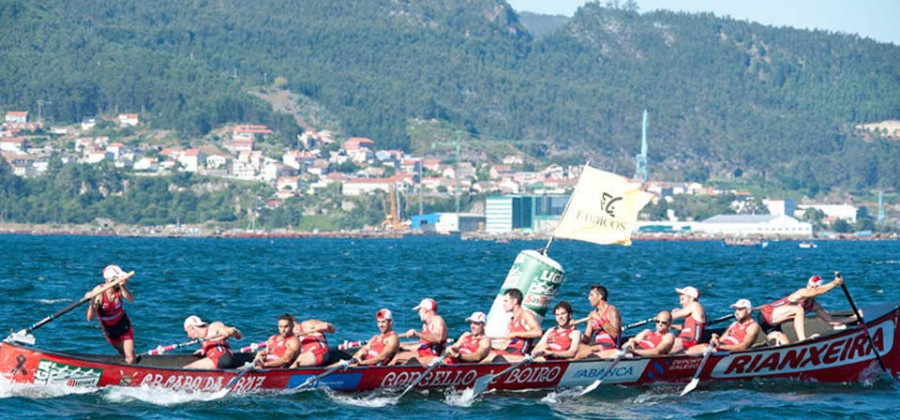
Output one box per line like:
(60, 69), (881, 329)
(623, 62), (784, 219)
(670, 286), (707, 354)
(490, 288), (542, 362)
(349, 309), (399, 366)
(183, 315), (243, 369)
(532, 301), (582, 361)
(254, 314), (301, 368)
(395, 298), (448, 365)
(686, 299), (760, 354)
(757, 273), (858, 344)
(623, 310), (677, 356)
(443, 311), (491, 364)
(576, 285), (621, 359)
(289, 317), (336, 367)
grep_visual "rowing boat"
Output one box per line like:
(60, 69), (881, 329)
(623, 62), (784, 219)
(2, 302), (897, 394)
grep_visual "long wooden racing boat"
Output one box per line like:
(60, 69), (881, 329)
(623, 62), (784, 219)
(2, 302), (898, 394)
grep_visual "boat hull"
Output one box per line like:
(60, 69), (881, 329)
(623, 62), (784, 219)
(3, 303), (898, 393)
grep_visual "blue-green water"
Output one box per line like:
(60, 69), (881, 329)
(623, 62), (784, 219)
(1, 235), (899, 419)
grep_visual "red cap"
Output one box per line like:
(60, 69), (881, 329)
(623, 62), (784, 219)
(807, 275), (823, 288)
(413, 298), (437, 312)
(376, 308), (393, 321)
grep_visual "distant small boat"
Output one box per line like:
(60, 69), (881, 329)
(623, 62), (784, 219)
(721, 238), (767, 249)
(799, 241), (818, 249)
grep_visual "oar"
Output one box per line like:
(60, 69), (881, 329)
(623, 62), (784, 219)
(471, 354), (535, 397)
(143, 338), (200, 356)
(623, 317), (656, 331)
(397, 349), (451, 399)
(838, 272), (892, 378)
(680, 345), (714, 396)
(294, 359), (352, 390)
(5, 271), (134, 345)
(213, 362), (256, 397)
(578, 344), (632, 396)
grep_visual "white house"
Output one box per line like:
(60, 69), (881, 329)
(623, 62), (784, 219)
(118, 113), (139, 127)
(179, 148), (205, 172)
(4, 111), (28, 124)
(134, 157), (159, 172)
(342, 177), (393, 196)
(0, 137), (27, 153)
(795, 204), (857, 223)
(697, 214), (813, 238)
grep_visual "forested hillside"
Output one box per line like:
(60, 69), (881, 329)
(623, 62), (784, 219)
(1, 0), (898, 192)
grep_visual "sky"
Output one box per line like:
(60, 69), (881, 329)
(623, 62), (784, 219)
(506, 0), (900, 45)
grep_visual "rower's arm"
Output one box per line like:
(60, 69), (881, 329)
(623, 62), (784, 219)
(460, 337), (492, 363)
(261, 337), (300, 368)
(719, 324), (760, 352)
(555, 330), (582, 359)
(360, 334), (398, 366)
(604, 307), (622, 337)
(301, 319), (336, 335)
(119, 284), (134, 303)
(514, 311), (543, 339)
(417, 319), (448, 343)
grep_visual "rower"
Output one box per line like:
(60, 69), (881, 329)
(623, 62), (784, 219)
(532, 301), (582, 361)
(444, 311), (491, 364)
(254, 314), (301, 368)
(349, 308), (399, 366)
(575, 285), (621, 359)
(490, 288), (542, 362)
(670, 286), (707, 354)
(757, 273), (858, 344)
(183, 315), (243, 369)
(289, 317), (336, 367)
(686, 299), (760, 354)
(623, 311), (676, 356)
(395, 298), (448, 365)
(85, 265), (137, 364)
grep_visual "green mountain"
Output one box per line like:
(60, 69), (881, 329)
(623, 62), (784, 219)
(2, 0), (898, 193)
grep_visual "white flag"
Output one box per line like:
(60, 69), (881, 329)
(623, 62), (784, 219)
(553, 165), (653, 246)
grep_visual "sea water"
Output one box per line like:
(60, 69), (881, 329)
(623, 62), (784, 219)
(1, 235), (898, 419)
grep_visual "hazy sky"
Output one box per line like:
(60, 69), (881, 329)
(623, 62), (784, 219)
(506, 0), (899, 45)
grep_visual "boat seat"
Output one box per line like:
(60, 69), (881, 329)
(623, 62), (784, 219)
(404, 358), (422, 366)
(491, 355), (509, 363)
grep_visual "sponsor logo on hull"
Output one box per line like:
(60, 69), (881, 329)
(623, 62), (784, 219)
(34, 360), (102, 387)
(288, 372), (363, 390)
(380, 369), (479, 388)
(559, 359), (649, 386)
(711, 322), (894, 379)
(138, 372), (265, 392)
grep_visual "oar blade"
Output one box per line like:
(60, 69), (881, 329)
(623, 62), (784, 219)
(680, 378), (699, 396)
(472, 375), (492, 396)
(4, 330), (35, 345)
(578, 379), (602, 396)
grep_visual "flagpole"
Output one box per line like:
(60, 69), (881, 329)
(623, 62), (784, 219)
(541, 162), (589, 255)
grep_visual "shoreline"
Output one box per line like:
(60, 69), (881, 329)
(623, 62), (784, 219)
(0, 222), (896, 241)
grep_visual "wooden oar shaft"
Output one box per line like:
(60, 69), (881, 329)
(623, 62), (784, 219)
(25, 271), (134, 334)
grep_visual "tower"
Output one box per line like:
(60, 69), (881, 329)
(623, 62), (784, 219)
(633, 109), (648, 183)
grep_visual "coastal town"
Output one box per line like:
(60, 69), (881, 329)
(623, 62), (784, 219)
(0, 110), (893, 240)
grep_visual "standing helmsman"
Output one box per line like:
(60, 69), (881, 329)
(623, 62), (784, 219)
(86, 265), (137, 364)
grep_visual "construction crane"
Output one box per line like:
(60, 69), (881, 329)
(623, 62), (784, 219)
(381, 183), (407, 230)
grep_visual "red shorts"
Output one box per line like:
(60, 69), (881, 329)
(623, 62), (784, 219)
(680, 337), (698, 349)
(105, 326), (134, 347)
(303, 345), (329, 365)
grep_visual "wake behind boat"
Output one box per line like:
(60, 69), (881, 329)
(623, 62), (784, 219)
(2, 302), (898, 394)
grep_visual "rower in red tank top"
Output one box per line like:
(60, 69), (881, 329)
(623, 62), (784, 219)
(754, 274), (857, 345)
(686, 299), (761, 355)
(624, 311), (676, 356)
(85, 265), (137, 364)
(183, 315), (243, 370)
(491, 289), (541, 362)
(290, 318), (334, 367)
(351, 309), (399, 366)
(445, 311), (491, 364)
(255, 314), (301, 368)
(671, 286), (707, 353)
(533, 301), (582, 361)
(583, 285), (620, 350)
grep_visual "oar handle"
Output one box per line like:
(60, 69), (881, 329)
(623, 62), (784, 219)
(25, 271), (134, 334)
(839, 275), (890, 376)
(623, 317), (655, 331)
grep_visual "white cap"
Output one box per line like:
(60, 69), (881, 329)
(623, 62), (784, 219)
(183, 315), (207, 329)
(730, 299), (752, 309)
(465, 311), (487, 324)
(376, 308), (393, 320)
(675, 286), (700, 300)
(807, 275), (824, 288)
(102, 265), (125, 283)
(413, 298), (437, 312)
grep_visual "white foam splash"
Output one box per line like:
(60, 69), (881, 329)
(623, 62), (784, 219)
(444, 387), (477, 407)
(541, 386), (586, 404)
(103, 385), (228, 405)
(324, 388), (399, 407)
(36, 298), (70, 304)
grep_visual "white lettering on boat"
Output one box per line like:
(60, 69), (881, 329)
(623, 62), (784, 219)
(558, 359), (649, 386)
(503, 366), (562, 384)
(711, 322), (894, 378)
(139, 373), (236, 391)
(380, 368), (478, 388)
